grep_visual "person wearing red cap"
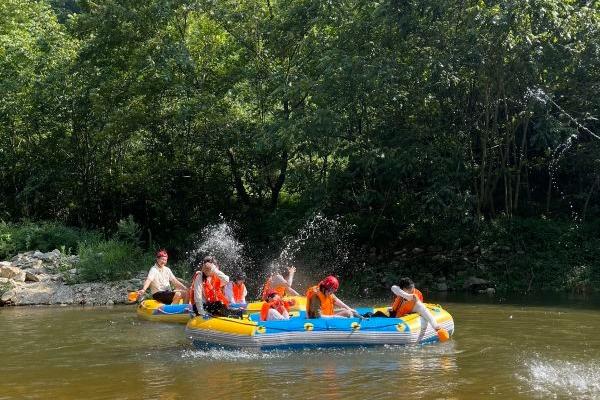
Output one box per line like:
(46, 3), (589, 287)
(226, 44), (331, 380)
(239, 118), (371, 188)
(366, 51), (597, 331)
(137, 250), (188, 304)
(305, 275), (357, 319)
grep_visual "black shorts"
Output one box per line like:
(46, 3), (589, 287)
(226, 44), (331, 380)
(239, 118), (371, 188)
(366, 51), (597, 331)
(196, 302), (243, 319)
(152, 290), (176, 304)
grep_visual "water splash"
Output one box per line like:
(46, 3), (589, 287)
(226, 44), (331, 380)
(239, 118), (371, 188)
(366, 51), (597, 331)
(181, 348), (282, 361)
(526, 87), (600, 221)
(186, 219), (248, 273)
(265, 213), (354, 279)
(526, 88), (600, 142)
(518, 357), (600, 398)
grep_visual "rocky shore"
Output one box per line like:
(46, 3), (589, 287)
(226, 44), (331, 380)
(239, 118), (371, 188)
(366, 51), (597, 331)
(0, 250), (142, 306)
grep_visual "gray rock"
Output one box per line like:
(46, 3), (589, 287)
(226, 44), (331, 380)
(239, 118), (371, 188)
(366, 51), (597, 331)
(106, 300), (114, 306)
(412, 247), (424, 254)
(0, 265), (26, 282)
(1, 281), (74, 305)
(0, 277), (10, 284)
(32, 251), (45, 259)
(463, 276), (489, 289)
(436, 282), (449, 292)
(25, 272), (40, 282)
(128, 279), (142, 287)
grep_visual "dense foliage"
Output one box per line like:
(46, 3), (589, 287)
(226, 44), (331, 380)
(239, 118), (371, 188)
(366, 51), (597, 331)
(1, 0), (599, 288)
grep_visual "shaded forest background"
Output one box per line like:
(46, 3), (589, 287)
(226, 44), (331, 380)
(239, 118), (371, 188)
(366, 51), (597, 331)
(1, 0), (600, 292)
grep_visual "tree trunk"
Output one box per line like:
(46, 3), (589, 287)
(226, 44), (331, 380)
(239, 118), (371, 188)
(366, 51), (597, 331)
(226, 148), (251, 206)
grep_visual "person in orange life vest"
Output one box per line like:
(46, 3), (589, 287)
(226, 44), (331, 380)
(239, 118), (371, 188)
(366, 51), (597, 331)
(137, 250), (188, 304)
(261, 266), (300, 301)
(224, 271), (248, 305)
(190, 256), (229, 316)
(306, 275), (357, 319)
(260, 290), (296, 321)
(390, 277), (441, 331)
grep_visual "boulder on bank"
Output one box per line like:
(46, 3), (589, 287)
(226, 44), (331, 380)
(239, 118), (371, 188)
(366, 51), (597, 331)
(0, 250), (141, 306)
(463, 276), (495, 293)
(0, 263), (26, 282)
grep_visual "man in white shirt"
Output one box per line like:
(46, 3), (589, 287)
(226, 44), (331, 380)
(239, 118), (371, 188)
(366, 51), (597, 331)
(137, 250), (188, 304)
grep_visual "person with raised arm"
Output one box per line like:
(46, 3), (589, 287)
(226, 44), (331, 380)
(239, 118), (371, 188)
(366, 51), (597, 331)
(261, 266), (300, 300)
(189, 256), (230, 316)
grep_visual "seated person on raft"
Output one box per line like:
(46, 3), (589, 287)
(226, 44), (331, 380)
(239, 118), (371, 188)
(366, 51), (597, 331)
(260, 291), (296, 321)
(224, 271), (248, 305)
(387, 277), (442, 331)
(261, 266), (300, 300)
(137, 250), (188, 305)
(306, 275), (357, 319)
(190, 257), (242, 318)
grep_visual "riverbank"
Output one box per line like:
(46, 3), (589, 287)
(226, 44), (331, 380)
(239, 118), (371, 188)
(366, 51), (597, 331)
(0, 248), (496, 307)
(0, 250), (142, 306)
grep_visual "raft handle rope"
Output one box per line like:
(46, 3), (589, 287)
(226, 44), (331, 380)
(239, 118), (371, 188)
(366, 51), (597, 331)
(195, 311), (423, 333)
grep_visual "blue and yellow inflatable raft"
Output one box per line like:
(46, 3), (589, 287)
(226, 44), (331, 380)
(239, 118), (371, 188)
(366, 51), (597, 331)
(136, 296), (308, 324)
(185, 304), (454, 350)
(136, 299), (193, 323)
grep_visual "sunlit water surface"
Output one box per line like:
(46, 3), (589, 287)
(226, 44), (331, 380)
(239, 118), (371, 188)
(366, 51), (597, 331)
(1, 295), (599, 399)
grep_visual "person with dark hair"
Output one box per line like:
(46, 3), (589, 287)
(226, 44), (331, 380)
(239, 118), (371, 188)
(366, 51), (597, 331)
(305, 275), (357, 319)
(390, 277), (441, 330)
(260, 290), (295, 321)
(137, 250), (188, 304)
(189, 257), (229, 316)
(224, 271), (248, 305)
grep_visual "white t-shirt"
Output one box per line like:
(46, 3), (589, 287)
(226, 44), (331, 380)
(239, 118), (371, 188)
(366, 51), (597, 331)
(146, 264), (176, 294)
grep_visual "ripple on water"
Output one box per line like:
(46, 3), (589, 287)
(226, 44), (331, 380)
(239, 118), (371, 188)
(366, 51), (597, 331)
(519, 357), (600, 399)
(181, 348), (285, 361)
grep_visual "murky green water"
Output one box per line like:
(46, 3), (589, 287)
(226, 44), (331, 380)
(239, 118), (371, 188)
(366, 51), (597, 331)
(1, 296), (599, 399)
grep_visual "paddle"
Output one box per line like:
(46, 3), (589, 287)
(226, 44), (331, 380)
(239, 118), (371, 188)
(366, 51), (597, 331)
(437, 328), (450, 342)
(127, 291), (141, 303)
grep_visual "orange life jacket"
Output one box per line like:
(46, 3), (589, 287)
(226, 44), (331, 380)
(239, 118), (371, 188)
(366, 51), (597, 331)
(391, 288), (423, 317)
(261, 277), (286, 300)
(232, 282), (246, 303)
(305, 285), (334, 316)
(189, 271), (229, 307)
(259, 299), (292, 321)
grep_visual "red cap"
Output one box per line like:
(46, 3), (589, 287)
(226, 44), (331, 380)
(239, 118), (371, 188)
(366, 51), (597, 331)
(156, 250), (168, 259)
(320, 275), (339, 292)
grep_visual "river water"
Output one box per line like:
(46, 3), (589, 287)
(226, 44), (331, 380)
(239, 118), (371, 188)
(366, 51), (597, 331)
(1, 295), (599, 399)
